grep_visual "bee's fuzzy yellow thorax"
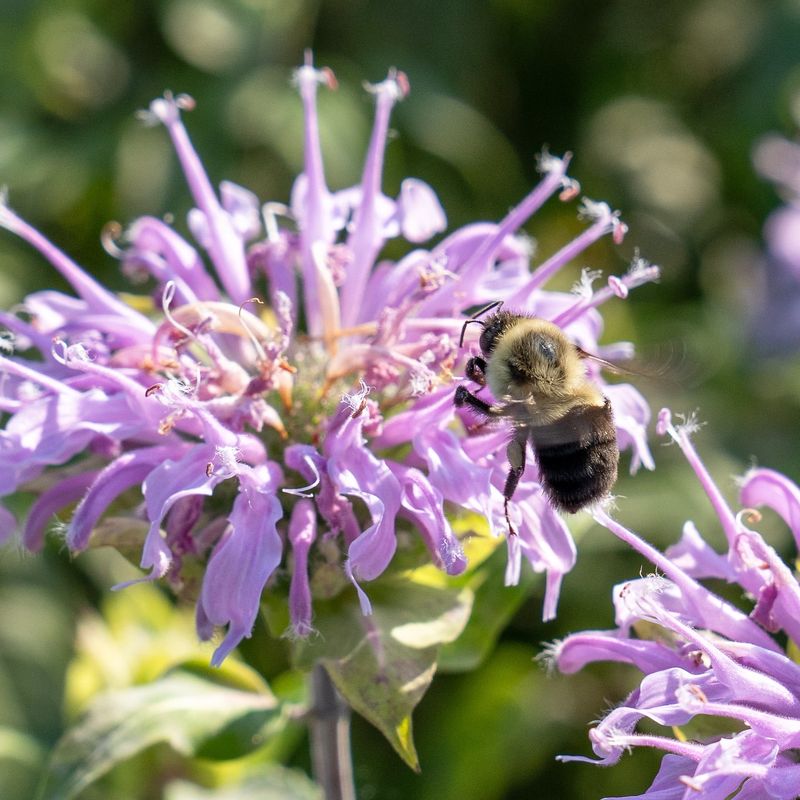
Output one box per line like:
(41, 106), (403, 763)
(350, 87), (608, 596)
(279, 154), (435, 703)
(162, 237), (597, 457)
(484, 318), (604, 423)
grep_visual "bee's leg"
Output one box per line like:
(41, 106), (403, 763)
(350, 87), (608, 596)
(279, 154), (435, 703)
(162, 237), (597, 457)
(454, 385), (495, 416)
(503, 435), (527, 536)
(465, 356), (488, 386)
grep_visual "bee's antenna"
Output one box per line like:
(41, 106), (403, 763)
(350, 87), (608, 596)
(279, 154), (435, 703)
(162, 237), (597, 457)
(459, 300), (504, 348)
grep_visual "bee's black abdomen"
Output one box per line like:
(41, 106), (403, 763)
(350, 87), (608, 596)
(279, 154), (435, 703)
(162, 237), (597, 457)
(531, 401), (619, 513)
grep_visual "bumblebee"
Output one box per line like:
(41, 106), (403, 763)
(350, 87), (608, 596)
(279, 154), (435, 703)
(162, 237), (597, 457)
(454, 302), (618, 531)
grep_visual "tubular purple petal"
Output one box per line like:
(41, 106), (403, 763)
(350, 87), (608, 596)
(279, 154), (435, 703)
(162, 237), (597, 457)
(395, 178), (447, 243)
(199, 466), (283, 666)
(149, 94), (251, 303)
(594, 508), (781, 651)
(664, 521), (737, 581)
(24, 471), (98, 551)
(69, 446), (183, 551)
(739, 467), (800, 548)
(553, 631), (687, 675)
(418, 161), (570, 317)
(133, 444), (223, 582)
(515, 213), (617, 298)
(643, 592), (800, 713)
(340, 72), (406, 325)
(657, 411), (739, 547)
(125, 216), (220, 301)
(394, 464), (467, 575)
(293, 59), (337, 337)
(416, 427), (498, 534)
(604, 383), (655, 473)
(0, 391), (153, 496)
(734, 529), (800, 645)
(0, 202), (154, 342)
(288, 498), (317, 637)
(326, 410), (401, 587)
(0, 353), (81, 397)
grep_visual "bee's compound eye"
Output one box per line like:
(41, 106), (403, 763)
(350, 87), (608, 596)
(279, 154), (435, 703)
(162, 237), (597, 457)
(535, 335), (557, 363)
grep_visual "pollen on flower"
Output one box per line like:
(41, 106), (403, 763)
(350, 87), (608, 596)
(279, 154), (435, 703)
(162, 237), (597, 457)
(672, 411), (704, 438)
(577, 198), (613, 222)
(627, 251), (660, 282)
(157, 377), (197, 406)
(363, 69), (409, 101)
(417, 254), (457, 291)
(340, 378), (372, 415)
(534, 640), (561, 675)
(536, 147), (569, 177)
(408, 367), (435, 396)
(213, 445), (241, 477)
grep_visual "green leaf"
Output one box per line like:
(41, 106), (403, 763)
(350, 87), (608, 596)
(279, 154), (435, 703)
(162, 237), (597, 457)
(164, 766), (322, 800)
(87, 516), (149, 562)
(38, 665), (287, 800)
(0, 725), (46, 768)
(292, 577), (473, 771)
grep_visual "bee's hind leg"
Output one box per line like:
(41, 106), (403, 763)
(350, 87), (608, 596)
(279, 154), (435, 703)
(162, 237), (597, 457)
(503, 434), (527, 537)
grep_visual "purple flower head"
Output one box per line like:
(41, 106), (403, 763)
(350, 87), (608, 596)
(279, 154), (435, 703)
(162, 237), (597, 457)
(0, 56), (655, 663)
(552, 408), (800, 798)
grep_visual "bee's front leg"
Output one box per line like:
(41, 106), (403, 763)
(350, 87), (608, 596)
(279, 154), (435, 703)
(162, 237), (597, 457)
(454, 385), (495, 416)
(503, 434), (527, 536)
(465, 356), (488, 386)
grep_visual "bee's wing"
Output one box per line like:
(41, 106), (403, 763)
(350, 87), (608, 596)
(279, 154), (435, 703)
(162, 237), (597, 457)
(574, 346), (637, 376)
(528, 401), (615, 449)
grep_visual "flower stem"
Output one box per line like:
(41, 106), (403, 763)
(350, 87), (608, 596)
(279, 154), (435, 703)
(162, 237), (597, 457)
(310, 663), (356, 800)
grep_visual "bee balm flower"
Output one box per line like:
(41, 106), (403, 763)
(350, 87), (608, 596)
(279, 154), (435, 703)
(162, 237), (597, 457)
(0, 57), (654, 665)
(552, 410), (800, 798)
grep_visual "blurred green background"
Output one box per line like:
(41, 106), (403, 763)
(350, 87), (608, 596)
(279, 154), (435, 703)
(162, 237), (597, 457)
(2, 0), (800, 797)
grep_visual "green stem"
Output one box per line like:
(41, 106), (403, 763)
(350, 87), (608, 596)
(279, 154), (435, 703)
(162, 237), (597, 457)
(310, 663), (356, 800)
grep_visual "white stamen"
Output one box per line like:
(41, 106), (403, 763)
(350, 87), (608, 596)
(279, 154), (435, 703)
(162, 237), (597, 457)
(341, 378), (373, 412)
(213, 445), (240, 477)
(409, 367), (435, 396)
(162, 281), (195, 341)
(262, 202), (292, 242)
(101, 222), (126, 258)
(571, 268), (603, 298)
(577, 197), (613, 222)
(283, 454), (322, 498)
(0, 186), (19, 234)
(536, 148), (566, 176)
(237, 298), (268, 364)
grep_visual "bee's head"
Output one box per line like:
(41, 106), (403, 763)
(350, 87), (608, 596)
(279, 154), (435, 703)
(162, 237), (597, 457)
(488, 319), (585, 401)
(510, 331), (567, 388)
(478, 311), (519, 356)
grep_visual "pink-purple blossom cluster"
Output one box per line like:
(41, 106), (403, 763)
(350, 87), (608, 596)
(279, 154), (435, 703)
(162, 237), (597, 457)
(0, 57), (654, 666)
(551, 409), (800, 799)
